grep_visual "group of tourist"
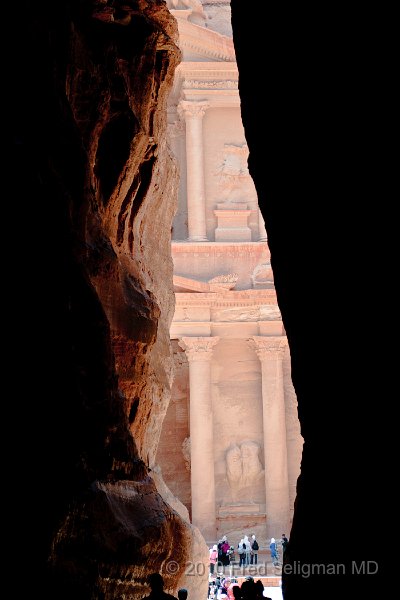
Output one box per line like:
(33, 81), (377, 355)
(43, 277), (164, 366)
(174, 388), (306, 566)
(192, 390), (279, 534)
(210, 534), (260, 572)
(208, 575), (272, 600)
(141, 535), (288, 600)
(209, 536), (234, 571)
(237, 535), (259, 566)
(210, 533), (289, 573)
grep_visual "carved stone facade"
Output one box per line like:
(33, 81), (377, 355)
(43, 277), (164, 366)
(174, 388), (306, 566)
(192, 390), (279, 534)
(226, 441), (265, 498)
(156, 2), (303, 547)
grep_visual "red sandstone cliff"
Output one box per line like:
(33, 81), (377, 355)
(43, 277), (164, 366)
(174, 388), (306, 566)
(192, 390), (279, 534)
(12, 1), (207, 598)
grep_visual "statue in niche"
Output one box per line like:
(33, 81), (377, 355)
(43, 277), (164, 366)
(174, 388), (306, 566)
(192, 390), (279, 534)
(240, 441), (264, 487)
(225, 441), (264, 502)
(216, 144), (257, 204)
(226, 444), (242, 487)
(182, 437), (191, 471)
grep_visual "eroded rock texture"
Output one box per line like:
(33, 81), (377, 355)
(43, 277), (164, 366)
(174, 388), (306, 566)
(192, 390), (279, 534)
(12, 1), (207, 598)
(231, 3), (390, 599)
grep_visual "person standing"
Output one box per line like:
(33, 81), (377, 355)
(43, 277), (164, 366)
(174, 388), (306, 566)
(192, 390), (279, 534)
(238, 539), (246, 567)
(210, 545), (218, 575)
(221, 578), (231, 594)
(250, 534), (259, 565)
(226, 581), (239, 600)
(269, 538), (278, 566)
(243, 535), (251, 565)
(221, 538), (231, 566)
(281, 533), (288, 553)
(208, 576), (217, 599)
(142, 573), (178, 599)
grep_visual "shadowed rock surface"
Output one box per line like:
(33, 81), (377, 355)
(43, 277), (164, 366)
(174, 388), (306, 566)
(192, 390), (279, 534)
(11, 1), (207, 598)
(231, 2), (392, 599)
(10, 2), (393, 598)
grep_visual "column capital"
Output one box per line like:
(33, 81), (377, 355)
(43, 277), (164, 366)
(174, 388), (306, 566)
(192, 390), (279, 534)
(249, 336), (288, 360)
(178, 100), (210, 120)
(179, 336), (219, 362)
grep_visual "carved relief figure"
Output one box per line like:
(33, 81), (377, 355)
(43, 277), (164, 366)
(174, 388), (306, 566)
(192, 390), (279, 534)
(216, 144), (257, 204)
(225, 441), (264, 501)
(240, 441), (264, 487)
(226, 444), (242, 487)
(182, 437), (191, 471)
(216, 144), (248, 202)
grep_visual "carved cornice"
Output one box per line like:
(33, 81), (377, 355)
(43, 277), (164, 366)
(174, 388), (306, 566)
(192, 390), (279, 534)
(249, 336), (288, 360)
(183, 79), (238, 90)
(214, 209), (252, 216)
(175, 18), (236, 62)
(172, 241), (270, 254)
(178, 64), (239, 80)
(169, 62), (238, 106)
(175, 289), (278, 307)
(179, 336), (220, 361)
(178, 100), (210, 119)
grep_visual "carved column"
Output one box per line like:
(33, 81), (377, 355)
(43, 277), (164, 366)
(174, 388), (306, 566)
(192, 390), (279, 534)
(178, 101), (209, 241)
(258, 208), (268, 241)
(179, 336), (219, 541)
(249, 336), (290, 538)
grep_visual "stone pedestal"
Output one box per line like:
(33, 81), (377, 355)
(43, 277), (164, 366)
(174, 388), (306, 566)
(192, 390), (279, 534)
(179, 336), (219, 541)
(249, 336), (290, 539)
(218, 503), (262, 517)
(214, 203), (252, 241)
(217, 504), (267, 551)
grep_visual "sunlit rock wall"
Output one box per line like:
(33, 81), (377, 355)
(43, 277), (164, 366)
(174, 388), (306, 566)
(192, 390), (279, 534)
(16, 1), (208, 598)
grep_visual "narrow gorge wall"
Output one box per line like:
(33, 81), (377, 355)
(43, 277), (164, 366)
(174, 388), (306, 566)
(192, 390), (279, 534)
(231, 2), (389, 599)
(12, 1), (207, 598)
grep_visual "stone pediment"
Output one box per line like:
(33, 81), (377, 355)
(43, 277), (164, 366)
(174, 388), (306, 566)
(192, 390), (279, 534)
(167, 0), (206, 28)
(173, 274), (238, 293)
(173, 14), (235, 62)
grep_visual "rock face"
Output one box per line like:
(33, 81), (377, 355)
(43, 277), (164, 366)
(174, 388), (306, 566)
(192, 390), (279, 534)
(12, 1), (207, 598)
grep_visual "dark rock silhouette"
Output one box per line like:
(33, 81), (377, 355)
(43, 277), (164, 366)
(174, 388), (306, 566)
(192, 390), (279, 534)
(231, 1), (392, 598)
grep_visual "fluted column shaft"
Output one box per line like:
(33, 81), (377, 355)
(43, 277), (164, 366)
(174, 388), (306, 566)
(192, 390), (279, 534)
(178, 101), (209, 241)
(250, 336), (290, 538)
(179, 336), (219, 541)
